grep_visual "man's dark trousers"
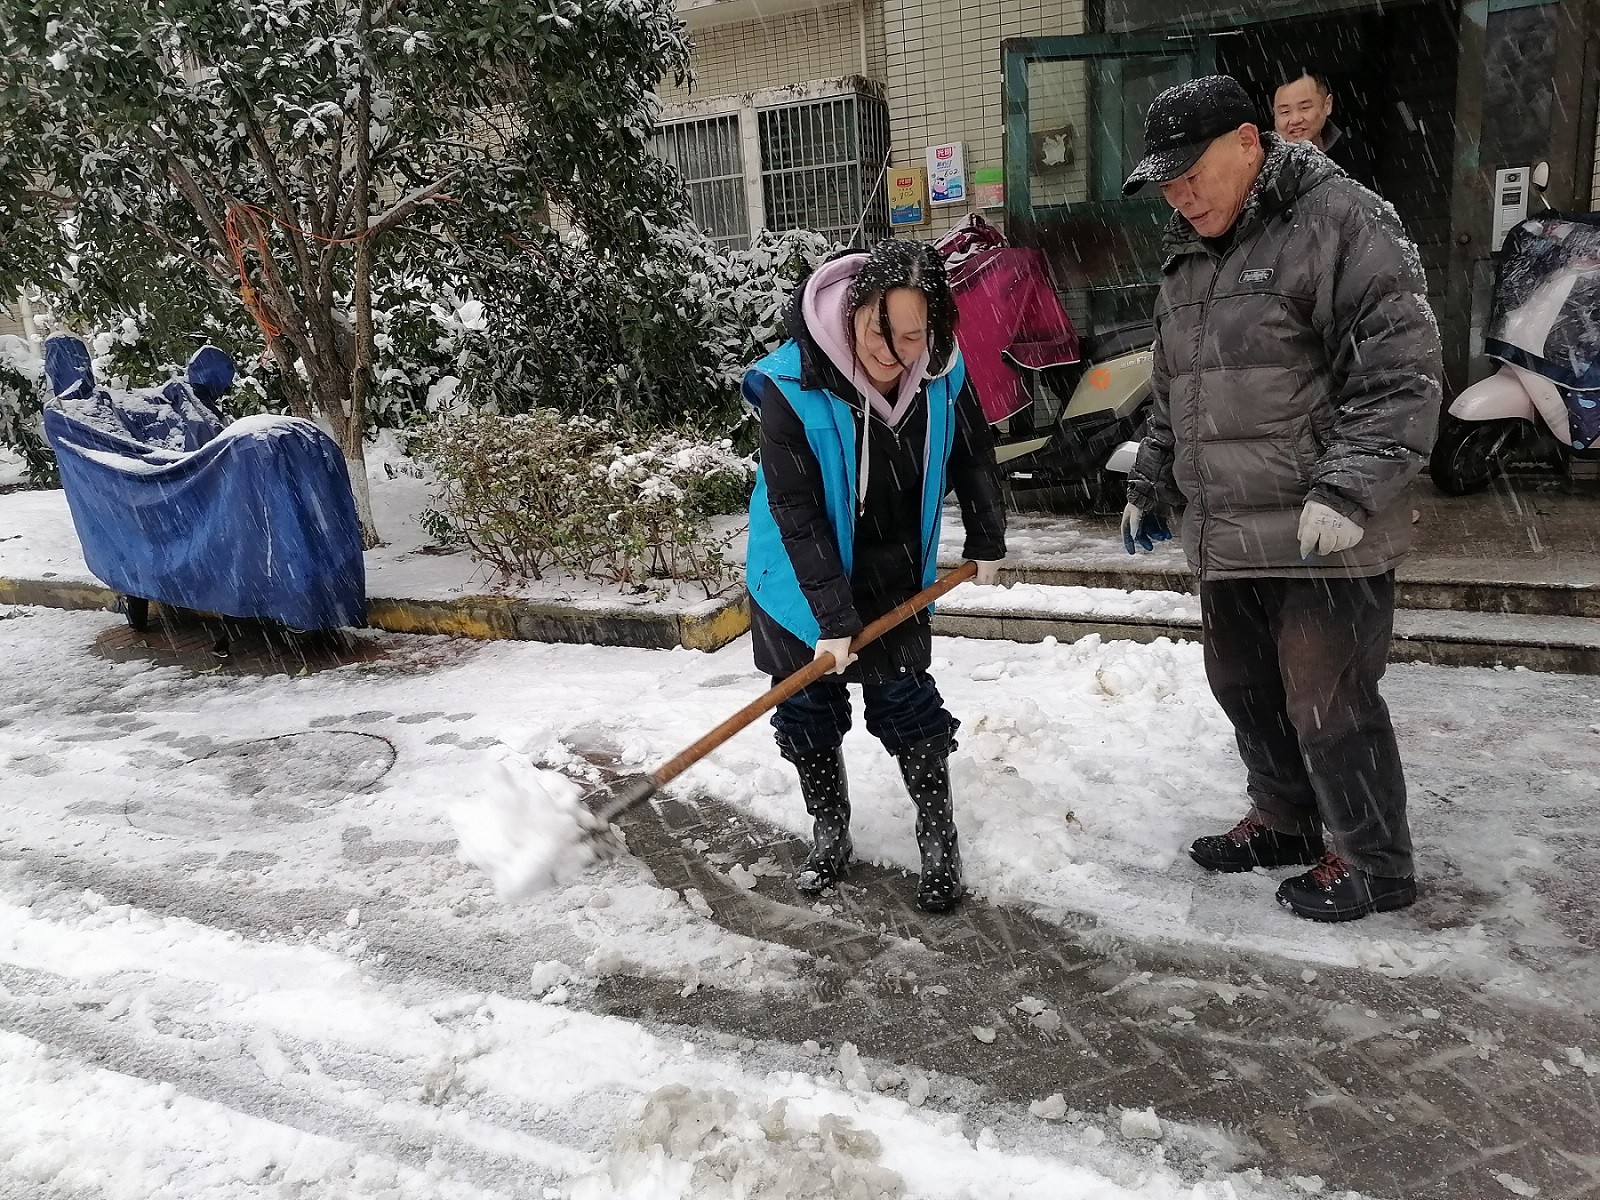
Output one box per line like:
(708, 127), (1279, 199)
(1199, 572), (1413, 879)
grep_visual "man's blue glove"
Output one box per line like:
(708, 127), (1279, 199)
(1121, 502), (1173, 555)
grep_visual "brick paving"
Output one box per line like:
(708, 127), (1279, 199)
(593, 783), (1600, 1200)
(66, 615), (1600, 1198)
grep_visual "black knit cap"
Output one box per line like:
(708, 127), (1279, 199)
(1122, 75), (1258, 197)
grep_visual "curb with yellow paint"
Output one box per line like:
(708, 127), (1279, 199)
(0, 575), (751, 653)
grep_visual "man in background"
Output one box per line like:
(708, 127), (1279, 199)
(1274, 69), (1375, 190)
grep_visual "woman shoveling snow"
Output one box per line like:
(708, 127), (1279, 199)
(742, 239), (1007, 912)
(456, 241), (1006, 910)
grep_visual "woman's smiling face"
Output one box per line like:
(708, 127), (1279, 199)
(853, 287), (929, 391)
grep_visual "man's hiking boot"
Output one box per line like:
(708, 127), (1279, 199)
(1190, 816), (1325, 873)
(1277, 852), (1417, 922)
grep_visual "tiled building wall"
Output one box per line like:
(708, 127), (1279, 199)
(1022, 57), (1091, 210)
(665, 0), (1086, 238)
(881, 0), (1087, 236)
(663, 5), (870, 107)
(0, 306), (25, 339)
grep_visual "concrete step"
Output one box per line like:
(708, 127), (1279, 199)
(933, 583), (1600, 674)
(940, 558), (1600, 620)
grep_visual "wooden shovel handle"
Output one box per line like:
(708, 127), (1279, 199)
(648, 561), (978, 789)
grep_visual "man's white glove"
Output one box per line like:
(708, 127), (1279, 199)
(973, 559), (1004, 586)
(813, 636), (857, 675)
(1297, 500), (1364, 559)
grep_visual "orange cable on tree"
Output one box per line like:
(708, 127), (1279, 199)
(223, 198), (456, 347)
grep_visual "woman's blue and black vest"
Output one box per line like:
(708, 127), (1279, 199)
(743, 340), (966, 645)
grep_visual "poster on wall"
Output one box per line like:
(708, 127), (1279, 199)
(926, 142), (967, 206)
(889, 165), (929, 227)
(974, 167), (1004, 209)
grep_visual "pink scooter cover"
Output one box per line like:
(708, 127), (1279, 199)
(936, 215), (1081, 424)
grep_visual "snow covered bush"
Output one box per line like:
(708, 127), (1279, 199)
(704, 227), (842, 389)
(408, 411), (754, 591)
(1, 0), (693, 545)
(0, 336), (53, 486)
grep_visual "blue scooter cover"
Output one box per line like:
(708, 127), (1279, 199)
(41, 335), (366, 630)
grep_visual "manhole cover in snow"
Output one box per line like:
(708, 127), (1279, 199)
(125, 731), (397, 837)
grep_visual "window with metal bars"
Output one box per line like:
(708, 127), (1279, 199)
(758, 95), (889, 247)
(651, 115), (751, 249)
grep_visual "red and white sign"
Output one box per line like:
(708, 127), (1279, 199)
(925, 141), (967, 206)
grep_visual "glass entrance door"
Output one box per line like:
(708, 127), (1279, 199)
(1002, 36), (1216, 339)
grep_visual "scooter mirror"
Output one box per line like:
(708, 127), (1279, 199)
(1531, 161), (1550, 191)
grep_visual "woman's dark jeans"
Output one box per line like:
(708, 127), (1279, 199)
(771, 670), (959, 760)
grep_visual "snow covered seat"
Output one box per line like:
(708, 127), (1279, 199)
(41, 333), (366, 631)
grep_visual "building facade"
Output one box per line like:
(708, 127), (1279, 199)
(660, 0), (1089, 249)
(662, 0), (1600, 393)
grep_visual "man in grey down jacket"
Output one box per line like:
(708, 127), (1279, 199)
(1121, 75), (1443, 923)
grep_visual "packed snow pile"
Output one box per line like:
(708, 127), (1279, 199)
(0, 447), (26, 488)
(450, 751), (603, 898)
(571, 1085), (906, 1200)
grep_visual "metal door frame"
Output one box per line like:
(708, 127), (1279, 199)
(1001, 35), (1217, 232)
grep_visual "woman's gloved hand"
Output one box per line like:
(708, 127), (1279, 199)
(972, 559), (1004, 586)
(813, 637), (857, 675)
(1297, 501), (1364, 558)
(1121, 503), (1173, 555)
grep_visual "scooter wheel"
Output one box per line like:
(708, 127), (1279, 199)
(1429, 416), (1523, 496)
(122, 596), (150, 632)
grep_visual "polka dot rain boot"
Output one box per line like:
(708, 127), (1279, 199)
(783, 744), (853, 894)
(896, 736), (963, 913)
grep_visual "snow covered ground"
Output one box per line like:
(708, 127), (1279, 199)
(938, 581), (1198, 621)
(937, 510), (1189, 576)
(3, 601), (1598, 1197)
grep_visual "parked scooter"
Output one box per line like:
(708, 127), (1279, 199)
(935, 216), (1153, 511)
(1015, 319), (1154, 512)
(1432, 179), (1600, 494)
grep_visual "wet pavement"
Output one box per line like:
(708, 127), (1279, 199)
(87, 607), (463, 677)
(92, 608), (392, 675)
(1405, 478), (1600, 588)
(592, 777), (1600, 1200)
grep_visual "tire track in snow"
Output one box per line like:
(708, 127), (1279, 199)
(0, 933), (597, 1198)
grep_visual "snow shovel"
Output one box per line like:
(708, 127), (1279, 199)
(580, 559), (979, 846)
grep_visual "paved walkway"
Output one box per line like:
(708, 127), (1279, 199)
(592, 770), (1600, 1200)
(996, 475), (1600, 590)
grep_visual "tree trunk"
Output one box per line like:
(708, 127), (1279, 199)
(309, 341), (381, 549)
(341, 435), (379, 550)
(346, 0), (379, 552)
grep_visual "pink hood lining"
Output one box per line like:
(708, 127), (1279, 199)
(800, 254), (932, 431)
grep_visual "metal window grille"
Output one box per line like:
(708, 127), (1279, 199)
(759, 95), (889, 247)
(1593, 107), (1600, 211)
(651, 116), (751, 249)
